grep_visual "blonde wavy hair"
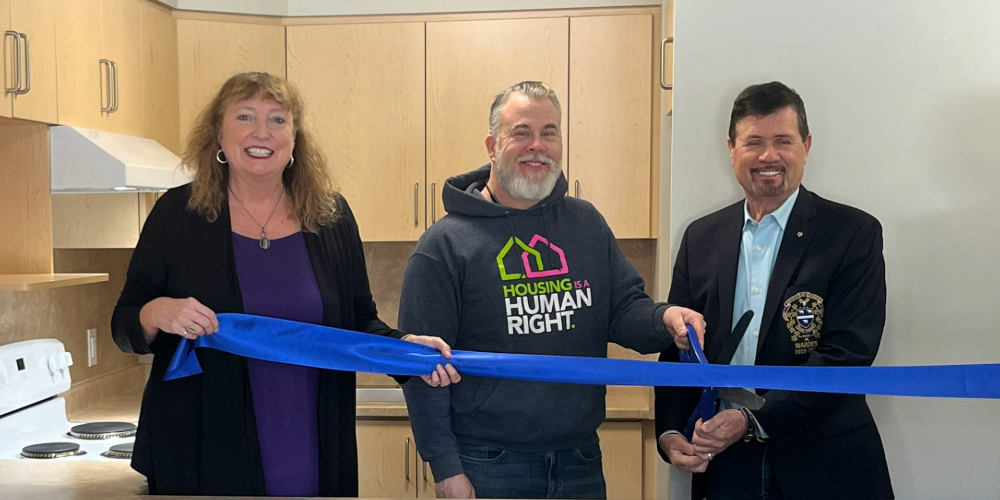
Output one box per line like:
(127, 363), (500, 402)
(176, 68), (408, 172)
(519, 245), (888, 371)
(183, 72), (338, 232)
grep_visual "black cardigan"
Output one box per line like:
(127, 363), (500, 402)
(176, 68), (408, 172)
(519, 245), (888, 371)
(112, 185), (403, 496)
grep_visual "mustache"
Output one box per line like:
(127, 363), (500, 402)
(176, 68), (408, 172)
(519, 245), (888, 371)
(750, 164), (785, 172)
(515, 154), (560, 168)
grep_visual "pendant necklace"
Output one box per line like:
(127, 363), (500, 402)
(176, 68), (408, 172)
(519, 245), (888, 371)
(230, 188), (284, 249)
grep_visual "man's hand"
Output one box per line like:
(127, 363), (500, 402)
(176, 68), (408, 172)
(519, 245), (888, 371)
(435, 474), (476, 498)
(659, 433), (708, 474)
(691, 410), (745, 460)
(402, 335), (461, 387)
(662, 306), (706, 351)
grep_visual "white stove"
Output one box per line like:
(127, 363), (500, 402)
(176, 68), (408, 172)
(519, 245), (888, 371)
(0, 339), (136, 461)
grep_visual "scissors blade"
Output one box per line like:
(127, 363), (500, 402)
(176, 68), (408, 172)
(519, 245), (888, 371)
(717, 387), (765, 410)
(732, 309), (754, 341)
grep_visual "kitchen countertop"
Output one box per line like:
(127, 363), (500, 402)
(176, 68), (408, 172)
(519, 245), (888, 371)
(358, 385), (653, 419)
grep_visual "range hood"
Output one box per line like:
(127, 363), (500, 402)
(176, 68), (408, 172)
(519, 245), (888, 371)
(50, 126), (191, 192)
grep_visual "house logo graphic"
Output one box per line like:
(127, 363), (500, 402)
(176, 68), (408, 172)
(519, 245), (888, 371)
(495, 235), (569, 281)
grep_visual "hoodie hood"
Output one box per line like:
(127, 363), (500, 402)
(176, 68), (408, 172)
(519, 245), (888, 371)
(442, 163), (569, 217)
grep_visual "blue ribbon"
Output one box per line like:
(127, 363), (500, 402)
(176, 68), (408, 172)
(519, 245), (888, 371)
(164, 314), (1000, 399)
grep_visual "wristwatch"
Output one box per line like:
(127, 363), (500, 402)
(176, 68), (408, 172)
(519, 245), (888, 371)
(739, 407), (763, 443)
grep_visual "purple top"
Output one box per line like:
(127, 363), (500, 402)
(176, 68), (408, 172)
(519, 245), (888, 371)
(233, 232), (322, 497)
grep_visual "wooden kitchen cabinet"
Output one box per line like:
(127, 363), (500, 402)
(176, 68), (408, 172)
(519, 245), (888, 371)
(0, 121), (53, 274)
(416, 452), (436, 498)
(56, 0), (158, 135)
(599, 421), (645, 499)
(569, 15), (655, 238)
(177, 19), (285, 145)
(54, 0), (104, 130)
(425, 18), (569, 227)
(358, 418), (645, 499)
(101, 0), (144, 136)
(0, 0), (9, 118)
(3, 0), (58, 123)
(287, 23), (425, 242)
(357, 420), (419, 498)
(139, 1), (179, 154)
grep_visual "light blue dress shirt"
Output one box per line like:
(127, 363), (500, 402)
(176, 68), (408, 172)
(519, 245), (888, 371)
(660, 188), (800, 442)
(721, 187), (800, 437)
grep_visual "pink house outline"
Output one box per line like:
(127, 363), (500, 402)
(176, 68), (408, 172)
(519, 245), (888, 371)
(520, 235), (569, 278)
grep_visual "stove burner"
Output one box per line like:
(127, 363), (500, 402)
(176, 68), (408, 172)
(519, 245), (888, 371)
(21, 442), (86, 459)
(101, 442), (134, 459)
(68, 422), (137, 440)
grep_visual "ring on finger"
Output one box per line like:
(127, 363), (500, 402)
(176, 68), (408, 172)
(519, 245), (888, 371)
(183, 325), (197, 335)
(707, 453), (713, 461)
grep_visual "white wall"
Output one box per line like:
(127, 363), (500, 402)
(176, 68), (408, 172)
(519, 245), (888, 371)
(667, 1), (1000, 498)
(161, 0), (656, 16)
(163, 0), (286, 16)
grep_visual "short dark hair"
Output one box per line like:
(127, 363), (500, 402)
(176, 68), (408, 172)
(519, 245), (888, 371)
(728, 81), (809, 144)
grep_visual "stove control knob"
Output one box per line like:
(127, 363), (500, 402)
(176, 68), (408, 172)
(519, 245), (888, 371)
(61, 352), (74, 369)
(48, 355), (59, 374)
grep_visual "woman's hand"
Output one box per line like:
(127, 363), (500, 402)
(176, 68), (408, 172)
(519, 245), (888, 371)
(139, 297), (219, 343)
(402, 335), (461, 387)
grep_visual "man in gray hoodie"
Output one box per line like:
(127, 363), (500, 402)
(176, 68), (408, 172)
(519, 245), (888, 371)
(399, 81), (704, 499)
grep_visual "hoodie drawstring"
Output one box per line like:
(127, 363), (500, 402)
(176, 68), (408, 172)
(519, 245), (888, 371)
(540, 205), (555, 271)
(504, 211), (531, 278)
(507, 205), (556, 276)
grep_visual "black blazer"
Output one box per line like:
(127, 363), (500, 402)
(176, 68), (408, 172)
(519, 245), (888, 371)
(112, 185), (403, 496)
(655, 187), (893, 500)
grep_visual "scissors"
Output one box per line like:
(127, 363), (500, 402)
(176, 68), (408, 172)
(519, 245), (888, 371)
(680, 310), (763, 441)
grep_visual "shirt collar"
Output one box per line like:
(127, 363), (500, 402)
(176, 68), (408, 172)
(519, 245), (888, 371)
(742, 186), (801, 230)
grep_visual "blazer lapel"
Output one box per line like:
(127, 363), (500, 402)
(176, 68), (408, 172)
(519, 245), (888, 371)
(756, 188), (817, 356)
(712, 204), (744, 364)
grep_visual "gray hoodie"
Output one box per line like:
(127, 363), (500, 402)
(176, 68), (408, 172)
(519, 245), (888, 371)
(399, 164), (675, 481)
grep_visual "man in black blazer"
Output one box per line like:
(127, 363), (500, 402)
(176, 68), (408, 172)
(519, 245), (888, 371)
(655, 82), (894, 499)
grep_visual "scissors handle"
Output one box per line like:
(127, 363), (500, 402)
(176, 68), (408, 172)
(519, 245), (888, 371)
(680, 324), (716, 440)
(684, 324), (708, 364)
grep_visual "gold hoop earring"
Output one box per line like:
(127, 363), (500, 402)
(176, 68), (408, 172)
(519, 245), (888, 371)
(216, 149), (228, 164)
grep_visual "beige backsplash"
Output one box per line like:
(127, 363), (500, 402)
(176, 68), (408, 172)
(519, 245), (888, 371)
(0, 249), (142, 411)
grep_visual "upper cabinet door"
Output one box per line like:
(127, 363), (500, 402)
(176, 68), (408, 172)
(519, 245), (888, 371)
(287, 23), (425, 242)
(139, 2), (179, 154)
(569, 15), (653, 238)
(426, 18), (568, 226)
(177, 20), (285, 145)
(0, 0), (11, 118)
(9, 0), (57, 123)
(55, 0), (105, 129)
(101, 0), (144, 136)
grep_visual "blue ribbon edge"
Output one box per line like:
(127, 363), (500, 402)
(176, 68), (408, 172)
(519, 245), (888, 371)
(164, 313), (1000, 400)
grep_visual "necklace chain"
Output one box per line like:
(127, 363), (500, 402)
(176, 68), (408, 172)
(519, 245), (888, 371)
(230, 188), (284, 249)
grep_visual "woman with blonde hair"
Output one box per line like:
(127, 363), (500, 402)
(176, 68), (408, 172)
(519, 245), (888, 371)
(112, 72), (457, 497)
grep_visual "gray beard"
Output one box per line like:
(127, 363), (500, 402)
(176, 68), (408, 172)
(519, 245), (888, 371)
(493, 158), (561, 201)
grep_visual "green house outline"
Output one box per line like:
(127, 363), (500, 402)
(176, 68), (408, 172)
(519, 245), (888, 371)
(496, 237), (543, 281)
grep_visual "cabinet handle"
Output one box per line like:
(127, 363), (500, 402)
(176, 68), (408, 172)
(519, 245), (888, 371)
(575, 180), (580, 198)
(423, 460), (428, 483)
(15, 32), (29, 95)
(99, 60), (112, 114)
(4, 31), (21, 95)
(430, 183), (437, 223)
(413, 183), (419, 227)
(660, 37), (674, 91)
(404, 437), (410, 481)
(109, 60), (119, 113)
